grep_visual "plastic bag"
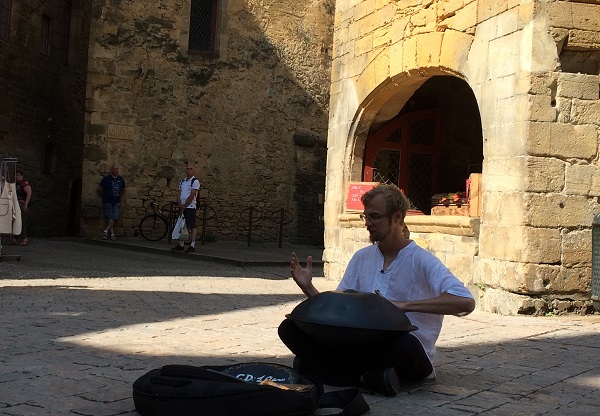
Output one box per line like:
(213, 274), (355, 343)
(172, 214), (189, 240)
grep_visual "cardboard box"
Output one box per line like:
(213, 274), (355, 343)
(468, 173), (482, 217)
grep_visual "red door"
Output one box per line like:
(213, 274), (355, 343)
(363, 109), (441, 214)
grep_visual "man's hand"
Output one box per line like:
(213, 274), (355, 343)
(290, 252), (319, 297)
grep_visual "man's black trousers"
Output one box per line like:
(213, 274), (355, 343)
(278, 319), (433, 386)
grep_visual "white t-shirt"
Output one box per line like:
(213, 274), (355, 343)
(337, 241), (473, 364)
(179, 177), (201, 209)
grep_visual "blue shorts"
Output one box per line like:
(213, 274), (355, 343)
(103, 203), (121, 222)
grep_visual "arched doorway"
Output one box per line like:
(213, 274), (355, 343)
(361, 76), (482, 215)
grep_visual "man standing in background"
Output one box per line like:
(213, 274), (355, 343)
(98, 164), (126, 240)
(171, 162), (200, 253)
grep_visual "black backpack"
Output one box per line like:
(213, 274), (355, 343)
(132, 362), (369, 416)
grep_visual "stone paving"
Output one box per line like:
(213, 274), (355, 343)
(0, 239), (599, 415)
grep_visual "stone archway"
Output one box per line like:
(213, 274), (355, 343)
(346, 75), (483, 214)
(324, 70), (484, 282)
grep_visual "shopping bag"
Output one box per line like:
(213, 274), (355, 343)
(172, 214), (189, 240)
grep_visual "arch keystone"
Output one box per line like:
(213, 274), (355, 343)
(416, 32), (444, 68)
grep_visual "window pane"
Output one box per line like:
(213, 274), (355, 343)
(41, 15), (51, 56)
(386, 129), (401, 143)
(373, 149), (400, 186)
(407, 153), (433, 213)
(0, 0), (10, 41)
(189, 0), (215, 53)
(410, 118), (435, 145)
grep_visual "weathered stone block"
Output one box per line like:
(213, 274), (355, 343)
(561, 229), (592, 268)
(528, 73), (557, 95)
(356, 49), (389, 100)
(477, 287), (545, 316)
(527, 122), (597, 159)
(485, 122), (528, 158)
(405, 216), (479, 237)
(496, 7), (519, 37)
(442, 253), (475, 285)
(488, 32), (521, 79)
(412, 7), (436, 32)
(416, 32), (444, 67)
(528, 94), (557, 122)
(373, 26), (391, 48)
(571, 2), (600, 31)
(437, 0), (464, 19)
(484, 158), (527, 192)
(355, 33), (374, 57)
(525, 157), (565, 193)
(474, 257), (559, 294)
(517, 2), (535, 27)
(440, 30), (474, 72)
(565, 164), (600, 196)
(391, 16), (410, 43)
(439, 0), (477, 33)
(547, 1), (572, 28)
(556, 97), (572, 124)
(477, 0), (509, 24)
(496, 74), (518, 99)
(348, 53), (369, 78)
(389, 41), (405, 75)
(567, 29), (600, 50)
(526, 193), (594, 228)
(402, 36), (419, 70)
(415, 232), (479, 256)
(557, 73), (600, 100)
(571, 99), (600, 126)
(354, 0), (376, 21)
(480, 191), (526, 226)
(547, 267), (592, 294)
(479, 224), (561, 263)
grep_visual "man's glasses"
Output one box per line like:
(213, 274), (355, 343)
(359, 212), (389, 222)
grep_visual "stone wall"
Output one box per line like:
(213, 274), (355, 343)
(0, 0), (90, 237)
(325, 0), (600, 314)
(81, 0), (334, 245)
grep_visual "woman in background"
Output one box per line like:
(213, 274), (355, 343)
(14, 169), (31, 245)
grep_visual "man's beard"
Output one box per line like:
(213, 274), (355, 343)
(368, 227), (391, 244)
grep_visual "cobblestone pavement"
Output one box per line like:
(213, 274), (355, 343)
(0, 239), (599, 415)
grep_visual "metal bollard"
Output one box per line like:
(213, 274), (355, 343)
(592, 213), (600, 311)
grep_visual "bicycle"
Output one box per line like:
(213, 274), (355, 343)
(138, 200), (174, 241)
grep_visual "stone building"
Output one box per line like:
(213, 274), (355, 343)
(3, 0), (598, 316)
(325, 0), (600, 314)
(0, 0), (90, 237)
(80, 0), (335, 246)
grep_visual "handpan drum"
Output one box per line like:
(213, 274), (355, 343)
(286, 290), (417, 342)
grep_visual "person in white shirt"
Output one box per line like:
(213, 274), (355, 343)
(279, 184), (475, 395)
(171, 163), (200, 253)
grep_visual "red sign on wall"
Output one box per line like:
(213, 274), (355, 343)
(345, 182), (378, 212)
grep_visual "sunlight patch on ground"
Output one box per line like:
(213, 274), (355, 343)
(54, 302), (298, 357)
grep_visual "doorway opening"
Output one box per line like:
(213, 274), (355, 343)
(362, 76), (482, 214)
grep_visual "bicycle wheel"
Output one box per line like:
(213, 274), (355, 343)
(139, 214), (168, 241)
